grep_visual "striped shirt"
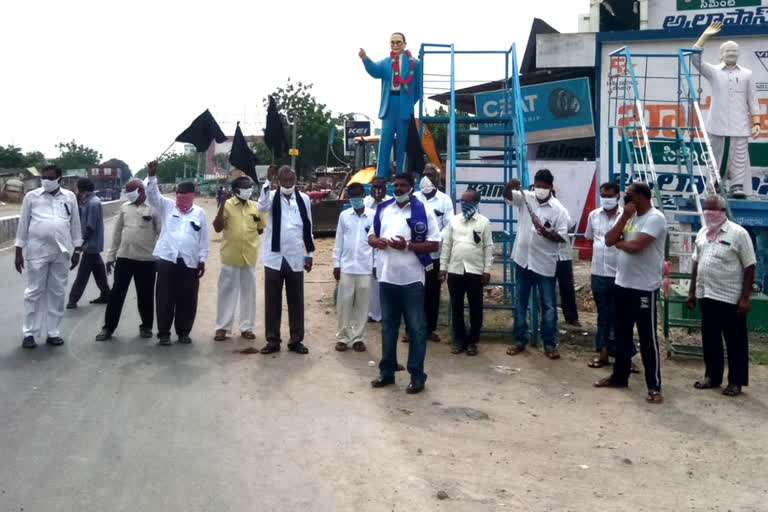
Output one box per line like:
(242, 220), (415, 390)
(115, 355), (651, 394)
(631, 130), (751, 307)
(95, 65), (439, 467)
(692, 220), (756, 305)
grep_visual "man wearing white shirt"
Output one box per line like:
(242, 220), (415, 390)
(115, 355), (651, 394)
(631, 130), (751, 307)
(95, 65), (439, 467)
(413, 163), (453, 343)
(369, 173), (440, 394)
(585, 182), (637, 369)
(503, 169), (569, 360)
(258, 166), (314, 355)
(333, 183), (374, 352)
(692, 21), (762, 199)
(146, 161), (210, 346)
(14, 165), (82, 348)
(364, 177), (391, 323)
(439, 188), (493, 356)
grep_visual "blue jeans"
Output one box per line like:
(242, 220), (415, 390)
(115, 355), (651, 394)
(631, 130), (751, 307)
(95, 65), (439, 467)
(377, 95), (410, 178)
(513, 264), (557, 348)
(379, 281), (428, 383)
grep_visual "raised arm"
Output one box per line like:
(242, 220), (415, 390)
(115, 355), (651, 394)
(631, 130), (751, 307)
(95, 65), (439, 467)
(691, 21), (722, 80)
(146, 162), (174, 216)
(363, 56), (385, 79)
(258, 179), (275, 213)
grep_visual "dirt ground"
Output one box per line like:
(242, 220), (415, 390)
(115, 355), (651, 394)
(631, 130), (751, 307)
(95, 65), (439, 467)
(182, 198), (768, 511)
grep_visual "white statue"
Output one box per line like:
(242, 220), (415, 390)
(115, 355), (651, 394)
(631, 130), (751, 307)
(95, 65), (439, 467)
(693, 21), (761, 199)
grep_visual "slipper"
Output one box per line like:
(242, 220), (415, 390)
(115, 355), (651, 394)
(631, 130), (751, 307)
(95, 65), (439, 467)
(506, 344), (525, 356)
(594, 377), (628, 388)
(646, 391), (664, 404)
(694, 378), (719, 390)
(352, 341), (366, 352)
(545, 348), (561, 360)
(588, 357), (609, 369)
(335, 342), (348, 352)
(450, 346), (465, 355)
(722, 384), (742, 397)
(214, 329), (227, 342)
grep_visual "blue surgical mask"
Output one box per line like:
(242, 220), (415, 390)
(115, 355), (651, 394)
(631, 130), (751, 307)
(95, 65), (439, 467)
(461, 201), (478, 219)
(349, 197), (365, 210)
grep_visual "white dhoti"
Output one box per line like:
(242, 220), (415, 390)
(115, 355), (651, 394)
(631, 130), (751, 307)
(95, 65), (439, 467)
(23, 253), (70, 338)
(336, 272), (373, 345)
(368, 274), (382, 322)
(709, 134), (752, 195)
(216, 264), (258, 332)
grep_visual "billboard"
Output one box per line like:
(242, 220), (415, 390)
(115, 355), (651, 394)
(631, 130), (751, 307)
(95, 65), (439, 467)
(599, 36), (768, 197)
(474, 78), (595, 144)
(648, 0), (768, 30)
(344, 120), (371, 153)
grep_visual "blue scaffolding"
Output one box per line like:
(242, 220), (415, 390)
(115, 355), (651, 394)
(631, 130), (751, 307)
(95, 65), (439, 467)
(418, 43), (531, 338)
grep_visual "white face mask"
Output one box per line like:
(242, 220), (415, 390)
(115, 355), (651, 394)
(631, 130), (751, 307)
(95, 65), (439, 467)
(419, 175), (435, 195)
(42, 178), (59, 192)
(534, 187), (550, 200)
(600, 196), (618, 210)
(280, 186), (294, 197)
(395, 188), (413, 204)
(125, 189), (141, 203)
(236, 187), (253, 200)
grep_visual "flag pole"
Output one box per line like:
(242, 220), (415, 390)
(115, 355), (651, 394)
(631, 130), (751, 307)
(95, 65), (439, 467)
(157, 141), (176, 160)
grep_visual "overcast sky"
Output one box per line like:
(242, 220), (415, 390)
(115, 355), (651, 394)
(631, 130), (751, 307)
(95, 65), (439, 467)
(0, 0), (587, 172)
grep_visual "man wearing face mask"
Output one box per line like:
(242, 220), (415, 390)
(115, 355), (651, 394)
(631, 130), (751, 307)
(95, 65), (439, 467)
(413, 163), (453, 343)
(95, 179), (161, 341)
(333, 182), (375, 352)
(503, 169), (570, 360)
(369, 173), (440, 393)
(146, 161), (210, 345)
(258, 166), (314, 355)
(364, 177), (392, 323)
(212, 176), (266, 342)
(692, 21), (761, 199)
(596, 182), (667, 404)
(14, 165), (82, 348)
(440, 188), (493, 356)
(585, 182), (637, 370)
(66, 178), (111, 309)
(687, 195), (756, 398)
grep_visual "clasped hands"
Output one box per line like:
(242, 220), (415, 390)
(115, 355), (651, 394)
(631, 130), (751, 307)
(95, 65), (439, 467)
(369, 235), (408, 251)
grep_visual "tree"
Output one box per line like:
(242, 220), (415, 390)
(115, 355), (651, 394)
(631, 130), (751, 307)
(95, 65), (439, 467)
(55, 140), (102, 170)
(23, 151), (47, 169)
(102, 158), (132, 184)
(135, 152), (199, 183)
(263, 79), (349, 176)
(427, 106), (471, 158)
(0, 145), (26, 168)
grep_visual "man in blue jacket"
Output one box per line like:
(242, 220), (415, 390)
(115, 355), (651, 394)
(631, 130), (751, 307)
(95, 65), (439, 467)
(359, 32), (422, 178)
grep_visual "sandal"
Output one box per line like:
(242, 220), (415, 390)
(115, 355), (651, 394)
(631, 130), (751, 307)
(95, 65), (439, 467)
(335, 342), (348, 352)
(594, 377), (628, 388)
(544, 348), (561, 360)
(213, 329), (227, 342)
(694, 378), (719, 390)
(241, 331), (256, 340)
(466, 344), (478, 356)
(450, 346), (465, 355)
(646, 391), (664, 404)
(506, 344), (526, 356)
(588, 357), (609, 369)
(722, 384), (742, 397)
(352, 341), (366, 352)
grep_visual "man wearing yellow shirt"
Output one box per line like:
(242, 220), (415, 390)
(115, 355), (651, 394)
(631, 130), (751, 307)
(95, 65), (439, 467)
(213, 176), (266, 341)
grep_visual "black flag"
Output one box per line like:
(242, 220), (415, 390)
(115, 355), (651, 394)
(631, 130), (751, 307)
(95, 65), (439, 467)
(175, 109), (228, 152)
(264, 96), (289, 159)
(406, 116), (426, 174)
(229, 123), (258, 183)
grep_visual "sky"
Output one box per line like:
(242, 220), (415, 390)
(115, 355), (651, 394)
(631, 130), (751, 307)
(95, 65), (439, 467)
(0, 0), (588, 172)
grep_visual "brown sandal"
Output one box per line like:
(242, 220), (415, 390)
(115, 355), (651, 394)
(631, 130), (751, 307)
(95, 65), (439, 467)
(352, 341), (366, 352)
(588, 357), (609, 368)
(646, 391), (664, 404)
(335, 342), (348, 352)
(694, 378), (718, 390)
(506, 344), (525, 356)
(594, 377), (628, 388)
(545, 348), (561, 360)
(722, 384), (742, 397)
(213, 329), (227, 342)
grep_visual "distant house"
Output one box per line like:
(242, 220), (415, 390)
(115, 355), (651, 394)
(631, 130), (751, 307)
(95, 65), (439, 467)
(0, 168), (41, 202)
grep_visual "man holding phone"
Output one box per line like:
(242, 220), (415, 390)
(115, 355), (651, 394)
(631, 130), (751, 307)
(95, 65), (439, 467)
(213, 175), (265, 342)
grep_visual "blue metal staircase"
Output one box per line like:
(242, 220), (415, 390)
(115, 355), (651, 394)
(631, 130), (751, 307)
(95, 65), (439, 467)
(418, 43), (529, 337)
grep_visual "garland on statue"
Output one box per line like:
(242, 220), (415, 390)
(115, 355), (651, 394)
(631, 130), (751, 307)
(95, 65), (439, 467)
(390, 50), (415, 92)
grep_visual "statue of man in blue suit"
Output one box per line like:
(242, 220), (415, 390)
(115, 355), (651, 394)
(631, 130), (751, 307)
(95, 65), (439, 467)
(359, 32), (422, 178)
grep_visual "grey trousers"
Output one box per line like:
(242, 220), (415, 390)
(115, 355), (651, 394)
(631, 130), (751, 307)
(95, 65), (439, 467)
(264, 258), (304, 345)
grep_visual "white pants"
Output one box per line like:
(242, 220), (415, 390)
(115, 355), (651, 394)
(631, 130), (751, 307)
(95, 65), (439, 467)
(337, 272), (373, 345)
(23, 253), (70, 338)
(710, 134), (751, 195)
(216, 264), (258, 332)
(368, 274), (382, 322)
